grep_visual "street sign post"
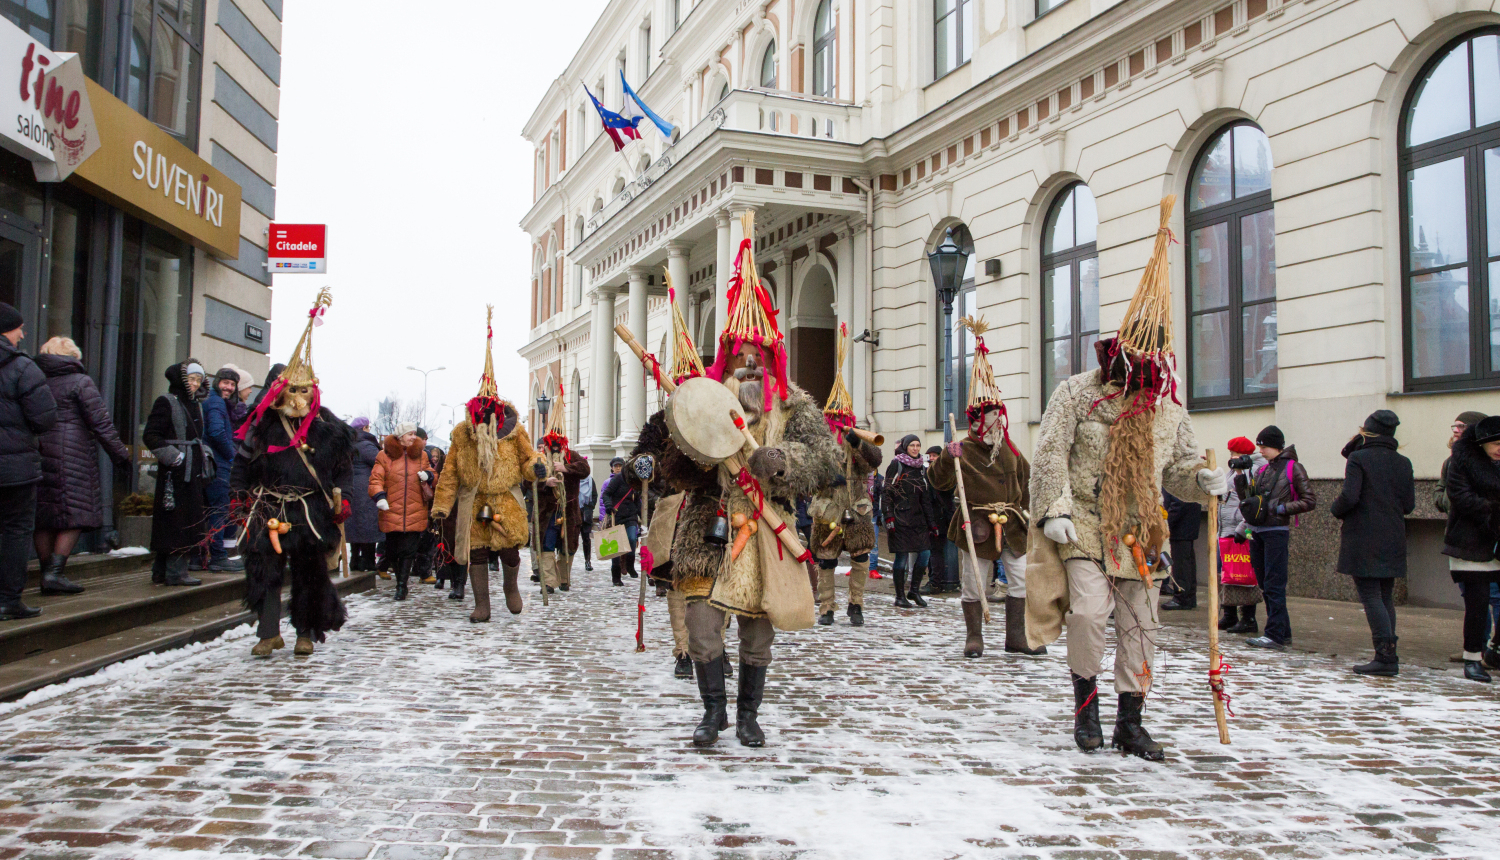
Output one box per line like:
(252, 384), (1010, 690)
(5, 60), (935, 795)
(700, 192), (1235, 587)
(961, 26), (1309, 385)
(267, 223), (327, 273)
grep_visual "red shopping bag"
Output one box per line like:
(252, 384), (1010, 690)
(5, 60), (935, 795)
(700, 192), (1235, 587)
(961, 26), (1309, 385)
(1218, 537), (1256, 586)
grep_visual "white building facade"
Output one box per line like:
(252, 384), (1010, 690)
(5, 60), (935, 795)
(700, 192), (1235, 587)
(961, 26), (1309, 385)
(520, 0), (1500, 606)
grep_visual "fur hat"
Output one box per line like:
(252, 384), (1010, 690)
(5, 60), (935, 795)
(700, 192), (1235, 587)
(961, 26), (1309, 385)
(1362, 409), (1400, 436)
(1474, 416), (1500, 445)
(1256, 425), (1285, 450)
(1227, 436), (1256, 455)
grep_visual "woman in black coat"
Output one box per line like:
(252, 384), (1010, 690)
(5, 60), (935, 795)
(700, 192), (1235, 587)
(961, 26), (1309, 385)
(32, 339), (131, 595)
(142, 361), (210, 587)
(882, 435), (934, 588)
(1441, 415), (1500, 682)
(345, 417), (381, 570)
(1329, 410), (1415, 676)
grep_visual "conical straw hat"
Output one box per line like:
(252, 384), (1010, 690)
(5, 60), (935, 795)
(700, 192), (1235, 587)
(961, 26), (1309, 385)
(665, 274), (705, 385)
(959, 314), (1018, 454)
(543, 382), (567, 441)
(279, 286), (332, 388)
(705, 210), (790, 408)
(475, 304), (499, 400)
(823, 322), (856, 435)
(1105, 195), (1180, 416)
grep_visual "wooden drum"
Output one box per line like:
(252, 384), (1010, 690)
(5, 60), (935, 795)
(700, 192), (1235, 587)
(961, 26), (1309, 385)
(665, 376), (749, 467)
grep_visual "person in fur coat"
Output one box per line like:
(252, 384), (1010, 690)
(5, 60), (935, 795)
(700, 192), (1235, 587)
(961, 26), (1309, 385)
(810, 434), (882, 627)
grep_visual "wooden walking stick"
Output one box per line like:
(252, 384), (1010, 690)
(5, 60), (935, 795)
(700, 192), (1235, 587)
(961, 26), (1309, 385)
(636, 470), (649, 652)
(530, 464), (549, 607)
(947, 414), (992, 624)
(1205, 448), (1231, 744)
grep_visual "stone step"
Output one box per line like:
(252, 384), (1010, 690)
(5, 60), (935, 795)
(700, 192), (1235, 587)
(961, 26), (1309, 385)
(0, 571), (376, 702)
(23, 551), (158, 591)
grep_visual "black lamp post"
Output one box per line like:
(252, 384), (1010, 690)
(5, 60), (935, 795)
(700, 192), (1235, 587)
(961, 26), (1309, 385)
(928, 231), (970, 443)
(536, 392), (552, 440)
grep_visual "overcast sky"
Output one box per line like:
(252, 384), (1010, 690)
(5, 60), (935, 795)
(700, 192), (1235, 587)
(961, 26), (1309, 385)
(268, 0), (611, 439)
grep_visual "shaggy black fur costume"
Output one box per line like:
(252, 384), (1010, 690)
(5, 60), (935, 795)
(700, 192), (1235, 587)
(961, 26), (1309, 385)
(230, 406), (356, 641)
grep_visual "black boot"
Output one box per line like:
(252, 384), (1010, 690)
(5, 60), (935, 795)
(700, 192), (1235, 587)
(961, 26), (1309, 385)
(893, 570), (912, 608)
(735, 663), (767, 748)
(1227, 605), (1258, 635)
(1352, 636), (1399, 676)
(612, 563), (623, 586)
(722, 653), (734, 679)
(626, 551), (638, 578)
(1217, 606), (1237, 630)
(448, 567), (466, 600)
(39, 555), (84, 595)
(163, 554), (201, 587)
(673, 653), (692, 679)
(1072, 673), (1103, 752)
(1112, 693), (1165, 761)
(906, 567), (928, 607)
(394, 558), (410, 600)
(847, 604), (864, 627)
(818, 611), (834, 626)
(692, 658), (729, 747)
(152, 553), (167, 585)
(1004, 595), (1046, 655)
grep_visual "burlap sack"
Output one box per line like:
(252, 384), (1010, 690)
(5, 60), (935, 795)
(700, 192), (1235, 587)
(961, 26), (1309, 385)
(1024, 522), (1070, 650)
(758, 521), (815, 631)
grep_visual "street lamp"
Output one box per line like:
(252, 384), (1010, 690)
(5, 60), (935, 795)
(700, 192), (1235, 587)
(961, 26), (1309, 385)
(535, 392), (552, 441)
(928, 230), (970, 443)
(405, 365), (445, 429)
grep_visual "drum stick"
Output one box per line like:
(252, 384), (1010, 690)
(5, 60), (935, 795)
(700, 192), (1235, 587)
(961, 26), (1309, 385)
(615, 324), (677, 395)
(947, 414), (991, 624)
(1205, 449), (1231, 744)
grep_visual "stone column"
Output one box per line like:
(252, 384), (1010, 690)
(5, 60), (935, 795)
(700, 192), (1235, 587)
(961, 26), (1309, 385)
(619, 267), (650, 446)
(588, 288), (617, 448)
(667, 242), (691, 309)
(715, 211), (732, 339)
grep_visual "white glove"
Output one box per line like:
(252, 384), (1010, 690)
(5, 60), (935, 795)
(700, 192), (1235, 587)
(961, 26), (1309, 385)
(418, 471), (430, 481)
(1043, 517), (1078, 546)
(376, 499), (390, 511)
(1197, 467), (1228, 497)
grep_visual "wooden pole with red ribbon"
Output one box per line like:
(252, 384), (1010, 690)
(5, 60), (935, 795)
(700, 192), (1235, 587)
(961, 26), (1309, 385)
(1205, 448), (1231, 744)
(947, 413), (992, 624)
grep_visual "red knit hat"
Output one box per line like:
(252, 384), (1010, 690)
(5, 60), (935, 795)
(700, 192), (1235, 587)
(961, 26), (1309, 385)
(1227, 436), (1256, 455)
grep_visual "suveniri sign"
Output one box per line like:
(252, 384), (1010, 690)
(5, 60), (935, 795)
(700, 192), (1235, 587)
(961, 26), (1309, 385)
(67, 79), (241, 258)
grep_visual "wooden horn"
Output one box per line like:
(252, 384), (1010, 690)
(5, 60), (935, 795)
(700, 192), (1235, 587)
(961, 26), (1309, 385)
(850, 427), (884, 447)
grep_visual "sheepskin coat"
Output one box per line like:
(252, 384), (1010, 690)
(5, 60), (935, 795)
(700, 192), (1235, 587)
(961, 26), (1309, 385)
(1029, 369), (1208, 577)
(432, 403), (538, 552)
(809, 435), (882, 559)
(929, 434), (1031, 559)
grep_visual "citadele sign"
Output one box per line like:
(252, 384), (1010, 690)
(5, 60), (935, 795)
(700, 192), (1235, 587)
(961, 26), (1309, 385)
(0, 19), (101, 181)
(267, 223), (327, 273)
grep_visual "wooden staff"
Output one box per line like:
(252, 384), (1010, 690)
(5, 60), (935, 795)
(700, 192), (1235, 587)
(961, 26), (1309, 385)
(530, 461), (548, 607)
(615, 323), (812, 563)
(636, 470), (649, 652)
(1205, 448), (1230, 744)
(946, 414), (992, 624)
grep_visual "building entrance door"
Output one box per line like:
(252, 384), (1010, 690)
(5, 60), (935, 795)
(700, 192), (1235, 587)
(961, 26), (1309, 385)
(789, 263), (837, 406)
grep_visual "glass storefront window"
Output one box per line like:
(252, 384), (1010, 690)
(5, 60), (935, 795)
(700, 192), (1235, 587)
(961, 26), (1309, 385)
(114, 221), (192, 454)
(45, 195), (90, 346)
(0, 157), (46, 229)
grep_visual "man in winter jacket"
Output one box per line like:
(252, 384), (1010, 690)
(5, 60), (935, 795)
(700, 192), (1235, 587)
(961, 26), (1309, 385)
(196, 371), (242, 572)
(0, 304), (57, 621)
(599, 456), (642, 585)
(1233, 425), (1316, 651)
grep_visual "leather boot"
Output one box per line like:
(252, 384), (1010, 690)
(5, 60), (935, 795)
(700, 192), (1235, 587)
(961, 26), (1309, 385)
(251, 635), (285, 657)
(1072, 673), (1103, 751)
(394, 558), (410, 600)
(1218, 606), (1237, 630)
(164, 554), (201, 587)
(962, 600), (984, 658)
(1004, 595), (1047, 655)
(469, 564), (491, 623)
(39, 555), (84, 595)
(1352, 637), (1399, 676)
(294, 636), (314, 656)
(735, 662), (767, 748)
(448, 568), (466, 600)
(1112, 692), (1165, 761)
(893, 570), (912, 608)
(611, 561), (623, 586)
(1227, 606), (1259, 635)
(502, 561), (523, 615)
(692, 657), (729, 747)
(906, 567), (928, 607)
(847, 604), (864, 626)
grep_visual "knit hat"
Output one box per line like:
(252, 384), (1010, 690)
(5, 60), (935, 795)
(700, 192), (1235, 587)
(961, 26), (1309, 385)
(1256, 425), (1285, 450)
(0, 302), (22, 334)
(926, 446), (942, 456)
(1227, 436), (1256, 455)
(704, 210), (788, 411)
(1362, 409), (1400, 436)
(823, 323), (856, 436)
(1457, 411), (1488, 428)
(1474, 416), (1500, 445)
(349, 416), (370, 430)
(395, 422), (418, 437)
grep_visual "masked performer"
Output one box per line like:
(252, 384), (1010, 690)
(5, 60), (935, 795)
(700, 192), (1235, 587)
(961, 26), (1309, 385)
(639, 214), (842, 748)
(1027, 198), (1227, 760)
(811, 324), (882, 627)
(232, 289), (356, 658)
(929, 316), (1038, 659)
(532, 385), (590, 593)
(431, 306), (539, 621)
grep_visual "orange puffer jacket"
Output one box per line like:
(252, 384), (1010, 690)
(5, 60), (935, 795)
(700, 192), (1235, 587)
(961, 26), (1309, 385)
(369, 435), (432, 534)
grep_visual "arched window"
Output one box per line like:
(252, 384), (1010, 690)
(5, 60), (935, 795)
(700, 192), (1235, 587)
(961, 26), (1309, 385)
(1186, 122), (1277, 405)
(1040, 183), (1099, 401)
(761, 41), (778, 88)
(570, 370), (582, 440)
(813, 0), (836, 98)
(1402, 30), (1500, 390)
(719, 81), (729, 102)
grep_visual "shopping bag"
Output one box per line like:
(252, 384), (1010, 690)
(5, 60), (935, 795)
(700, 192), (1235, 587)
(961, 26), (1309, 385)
(1218, 536), (1256, 586)
(597, 522), (630, 560)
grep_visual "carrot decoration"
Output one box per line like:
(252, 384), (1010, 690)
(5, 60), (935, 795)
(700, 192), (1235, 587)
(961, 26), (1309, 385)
(730, 512), (758, 561)
(266, 518), (290, 554)
(1123, 533), (1151, 584)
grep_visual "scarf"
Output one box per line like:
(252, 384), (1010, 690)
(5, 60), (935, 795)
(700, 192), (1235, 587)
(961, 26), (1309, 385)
(895, 452), (924, 468)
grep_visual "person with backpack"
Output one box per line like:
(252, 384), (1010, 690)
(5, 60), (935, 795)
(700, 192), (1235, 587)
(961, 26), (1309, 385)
(1331, 411), (1416, 676)
(1233, 425), (1316, 651)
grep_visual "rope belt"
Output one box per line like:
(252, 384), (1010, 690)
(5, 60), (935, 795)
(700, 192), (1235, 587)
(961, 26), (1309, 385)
(244, 486), (324, 543)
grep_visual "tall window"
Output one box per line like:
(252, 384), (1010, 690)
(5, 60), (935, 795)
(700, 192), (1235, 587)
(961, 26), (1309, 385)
(761, 41), (778, 89)
(1041, 183), (1099, 401)
(1, 0), (109, 89)
(573, 217), (585, 307)
(934, 0), (972, 79)
(813, 0), (836, 98)
(570, 370), (582, 440)
(1186, 122), (1277, 405)
(1401, 30), (1500, 390)
(130, 0), (205, 147)
(672, 0), (680, 30)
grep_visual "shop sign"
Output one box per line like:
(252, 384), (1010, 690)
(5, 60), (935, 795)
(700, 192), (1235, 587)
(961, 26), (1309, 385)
(267, 223), (326, 273)
(68, 79), (241, 259)
(0, 20), (101, 181)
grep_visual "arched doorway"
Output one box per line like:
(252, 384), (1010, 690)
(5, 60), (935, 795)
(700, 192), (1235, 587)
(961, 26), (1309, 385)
(790, 262), (837, 405)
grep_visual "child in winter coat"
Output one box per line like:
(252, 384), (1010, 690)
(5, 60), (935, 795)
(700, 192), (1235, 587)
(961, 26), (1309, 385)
(369, 423), (433, 601)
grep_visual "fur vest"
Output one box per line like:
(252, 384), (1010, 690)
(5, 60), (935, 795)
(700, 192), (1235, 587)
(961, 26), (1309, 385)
(432, 403), (538, 552)
(809, 437), (882, 559)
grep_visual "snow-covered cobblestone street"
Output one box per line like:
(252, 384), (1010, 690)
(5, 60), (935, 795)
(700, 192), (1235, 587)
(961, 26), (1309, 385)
(0, 552), (1497, 859)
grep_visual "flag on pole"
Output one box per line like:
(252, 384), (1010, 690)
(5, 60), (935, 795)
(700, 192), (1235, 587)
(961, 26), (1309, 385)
(585, 85), (642, 152)
(620, 71), (677, 141)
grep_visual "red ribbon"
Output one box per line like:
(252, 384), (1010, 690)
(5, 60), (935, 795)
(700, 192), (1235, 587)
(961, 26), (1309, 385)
(1209, 658), (1235, 717)
(643, 351), (665, 390)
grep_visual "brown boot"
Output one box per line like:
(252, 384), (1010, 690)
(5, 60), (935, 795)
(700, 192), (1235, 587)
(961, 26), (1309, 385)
(1005, 595), (1047, 655)
(962, 600), (984, 658)
(294, 637), (314, 656)
(251, 637), (281, 657)
(502, 561), (523, 615)
(469, 564), (491, 623)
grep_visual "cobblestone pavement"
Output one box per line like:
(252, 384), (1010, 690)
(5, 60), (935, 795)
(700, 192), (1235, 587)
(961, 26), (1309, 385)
(1, 552), (1497, 860)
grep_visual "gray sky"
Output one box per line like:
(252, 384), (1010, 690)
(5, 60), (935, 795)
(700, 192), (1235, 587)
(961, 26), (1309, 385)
(269, 0), (611, 438)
